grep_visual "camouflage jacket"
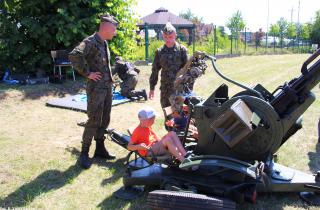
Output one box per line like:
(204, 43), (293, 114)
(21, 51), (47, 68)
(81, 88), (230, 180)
(69, 33), (113, 87)
(149, 42), (188, 91)
(113, 60), (139, 81)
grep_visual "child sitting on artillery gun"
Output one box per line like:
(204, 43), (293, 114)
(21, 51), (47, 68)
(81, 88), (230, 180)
(127, 107), (193, 163)
(112, 56), (147, 100)
(167, 51), (208, 138)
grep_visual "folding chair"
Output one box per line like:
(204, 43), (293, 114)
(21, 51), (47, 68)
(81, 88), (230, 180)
(51, 50), (75, 81)
(105, 128), (173, 170)
(163, 106), (174, 131)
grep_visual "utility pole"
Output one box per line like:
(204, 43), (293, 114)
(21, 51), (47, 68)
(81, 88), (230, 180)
(296, 0), (301, 48)
(289, 7), (295, 24)
(265, 0), (270, 52)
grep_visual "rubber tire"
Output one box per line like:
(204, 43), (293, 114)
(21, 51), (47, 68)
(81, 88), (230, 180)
(147, 190), (236, 210)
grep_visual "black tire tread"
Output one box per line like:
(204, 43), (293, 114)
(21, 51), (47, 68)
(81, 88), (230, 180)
(147, 190), (236, 210)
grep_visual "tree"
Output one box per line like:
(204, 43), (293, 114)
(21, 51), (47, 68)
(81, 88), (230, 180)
(270, 23), (280, 47)
(270, 24), (280, 36)
(226, 10), (245, 39)
(277, 17), (288, 47)
(0, 0), (138, 73)
(226, 10), (245, 51)
(301, 23), (312, 41)
(287, 23), (296, 40)
(216, 27), (230, 52)
(218, 26), (226, 36)
(310, 10), (320, 45)
(179, 8), (204, 42)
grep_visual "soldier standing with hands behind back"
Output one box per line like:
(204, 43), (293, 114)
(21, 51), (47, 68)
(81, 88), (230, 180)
(69, 14), (118, 169)
(149, 22), (188, 108)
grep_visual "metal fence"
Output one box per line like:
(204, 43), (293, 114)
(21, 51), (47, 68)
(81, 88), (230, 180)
(140, 26), (315, 62)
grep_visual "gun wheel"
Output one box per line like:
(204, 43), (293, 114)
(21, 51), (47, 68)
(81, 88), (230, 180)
(147, 190), (236, 210)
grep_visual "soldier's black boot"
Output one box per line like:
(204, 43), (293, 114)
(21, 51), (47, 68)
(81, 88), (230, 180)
(136, 89), (147, 101)
(79, 145), (91, 169)
(94, 138), (116, 160)
(141, 89), (148, 101)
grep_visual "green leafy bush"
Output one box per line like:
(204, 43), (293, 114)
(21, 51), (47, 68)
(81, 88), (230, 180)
(0, 0), (138, 73)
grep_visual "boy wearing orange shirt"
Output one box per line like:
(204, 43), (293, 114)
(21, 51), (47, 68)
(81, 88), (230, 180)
(127, 107), (187, 162)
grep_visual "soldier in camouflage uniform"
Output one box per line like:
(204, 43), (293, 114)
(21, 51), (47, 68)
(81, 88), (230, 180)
(69, 14), (118, 169)
(149, 22), (188, 108)
(113, 56), (147, 100)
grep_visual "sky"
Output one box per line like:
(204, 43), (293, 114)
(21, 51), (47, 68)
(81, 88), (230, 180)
(134, 0), (319, 32)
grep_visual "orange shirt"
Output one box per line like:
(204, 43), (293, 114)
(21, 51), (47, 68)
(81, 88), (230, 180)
(130, 125), (159, 156)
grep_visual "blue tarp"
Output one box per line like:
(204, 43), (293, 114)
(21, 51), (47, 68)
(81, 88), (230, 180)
(46, 91), (131, 113)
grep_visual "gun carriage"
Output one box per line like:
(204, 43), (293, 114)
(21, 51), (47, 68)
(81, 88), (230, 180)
(107, 49), (320, 209)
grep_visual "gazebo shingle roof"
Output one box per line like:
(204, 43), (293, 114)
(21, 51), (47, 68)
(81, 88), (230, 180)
(137, 7), (195, 29)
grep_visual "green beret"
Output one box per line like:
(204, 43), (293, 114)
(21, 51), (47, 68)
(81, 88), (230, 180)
(100, 13), (118, 27)
(163, 22), (176, 34)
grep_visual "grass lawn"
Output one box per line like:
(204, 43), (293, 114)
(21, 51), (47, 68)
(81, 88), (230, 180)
(0, 54), (319, 210)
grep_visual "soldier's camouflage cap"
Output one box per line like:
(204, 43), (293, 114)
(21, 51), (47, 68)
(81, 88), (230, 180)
(163, 22), (176, 34)
(100, 13), (118, 27)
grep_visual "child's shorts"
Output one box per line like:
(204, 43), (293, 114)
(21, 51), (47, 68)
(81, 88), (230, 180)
(147, 141), (168, 156)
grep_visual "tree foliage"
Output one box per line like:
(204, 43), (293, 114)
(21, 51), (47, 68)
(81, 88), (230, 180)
(179, 8), (205, 42)
(287, 23), (296, 39)
(179, 8), (203, 24)
(276, 17), (288, 47)
(270, 24), (280, 36)
(226, 10), (245, 39)
(0, 0), (138, 73)
(310, 10), (320, 45)
(301, 23), (312, 40)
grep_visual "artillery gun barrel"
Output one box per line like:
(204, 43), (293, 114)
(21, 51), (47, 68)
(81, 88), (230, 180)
(270, 49), (320, 116)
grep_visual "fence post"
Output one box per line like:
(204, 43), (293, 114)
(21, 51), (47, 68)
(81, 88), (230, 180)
(244, 28), (247, 54)
(213, 25), (217, 56)
(144, 23), (149, 62)
(230, 35), (233, 55)
(193, 28), (195, 54)
(273, 36), (276, 53)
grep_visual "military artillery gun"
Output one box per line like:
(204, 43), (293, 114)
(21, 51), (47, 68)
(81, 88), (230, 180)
(197, 49), (320, 162)
(107, 49), (320, 208)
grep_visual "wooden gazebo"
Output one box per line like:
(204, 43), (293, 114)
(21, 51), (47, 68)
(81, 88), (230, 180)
(137, 7), (196, 60)
(137, 7), (195, 44)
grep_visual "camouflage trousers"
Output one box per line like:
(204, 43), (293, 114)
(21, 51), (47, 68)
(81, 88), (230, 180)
(160, 87), (174, 108)
(82, 83), (113, 147)
(120, 76), (138, 98)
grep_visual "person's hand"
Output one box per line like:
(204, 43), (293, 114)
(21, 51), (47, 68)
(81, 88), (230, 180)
(139, 143), (150, 150)
(87, 72), (102, 81)
(149, 90), (154, 100)
(134, 67), (140, 74)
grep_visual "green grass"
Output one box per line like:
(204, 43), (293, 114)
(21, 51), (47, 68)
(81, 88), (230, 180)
(0, 54), (319, 209)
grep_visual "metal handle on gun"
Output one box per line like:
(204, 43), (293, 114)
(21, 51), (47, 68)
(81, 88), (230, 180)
(206, 55), (264, 99)
(301, 48), (320, 75)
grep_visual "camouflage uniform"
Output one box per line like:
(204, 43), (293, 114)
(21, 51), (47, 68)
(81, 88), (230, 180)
(113, 59), (147, 99)
(150, 43), (188, 108)
(69, 32), (114, 157)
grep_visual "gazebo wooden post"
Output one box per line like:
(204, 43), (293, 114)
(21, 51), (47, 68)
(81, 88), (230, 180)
(155, 28), (161, 40)
(188, 28), (192, 46)
(192, 28), (195, 53)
